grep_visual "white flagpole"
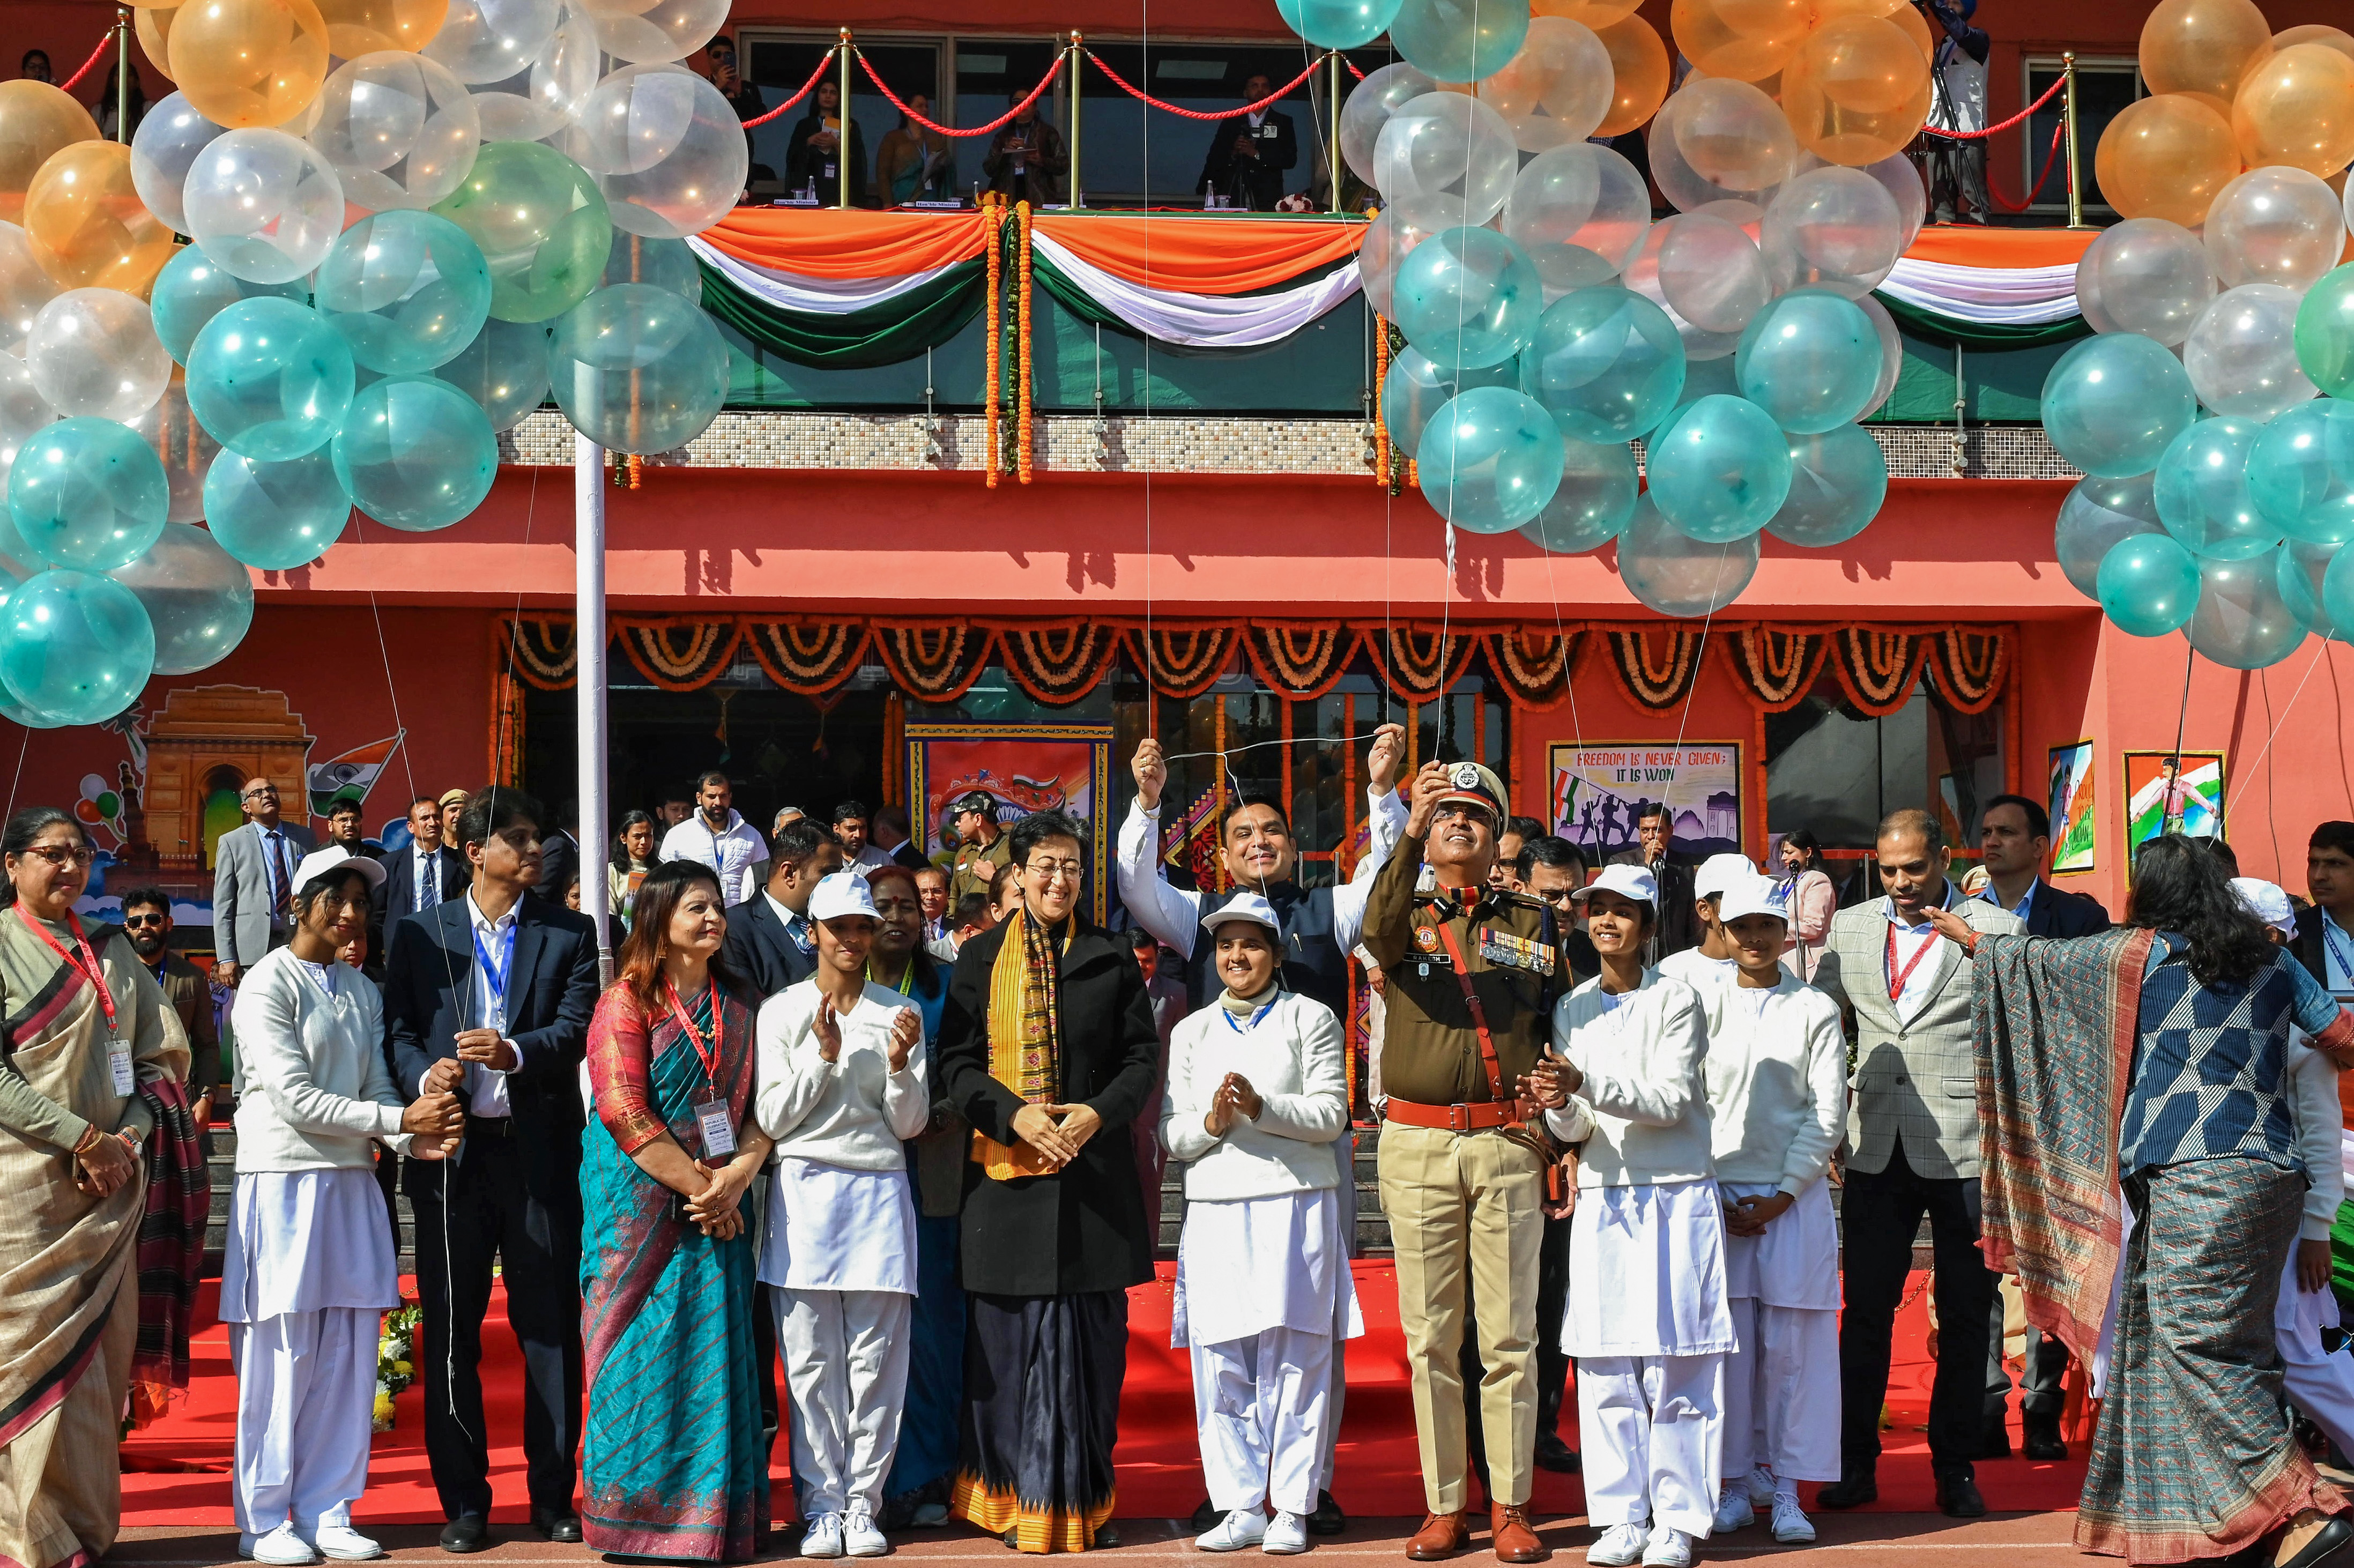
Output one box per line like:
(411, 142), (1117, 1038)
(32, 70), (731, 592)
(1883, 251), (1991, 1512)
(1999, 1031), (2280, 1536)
(576, 433), (613, 983)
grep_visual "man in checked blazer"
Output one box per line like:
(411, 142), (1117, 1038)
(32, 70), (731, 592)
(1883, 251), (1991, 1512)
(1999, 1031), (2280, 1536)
(1809, 807), (2024, 1521)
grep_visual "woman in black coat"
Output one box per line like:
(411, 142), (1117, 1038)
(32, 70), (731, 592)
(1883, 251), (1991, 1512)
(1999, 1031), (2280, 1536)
(937, 809), (1160, 1553)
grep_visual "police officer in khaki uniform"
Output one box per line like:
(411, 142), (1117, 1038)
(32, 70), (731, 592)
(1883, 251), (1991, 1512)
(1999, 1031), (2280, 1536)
(1363, 760), (1561, 1564)
(944, 790), (1014, 911)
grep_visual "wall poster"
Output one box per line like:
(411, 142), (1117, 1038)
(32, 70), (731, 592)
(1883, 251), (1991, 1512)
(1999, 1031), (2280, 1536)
(905, 723), (1114, 923)
(1548, 743), (1743, 860)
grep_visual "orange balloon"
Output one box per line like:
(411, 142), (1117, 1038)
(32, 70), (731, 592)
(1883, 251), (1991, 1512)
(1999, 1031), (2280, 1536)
(2232, 43), (2354, 176)
(2275, 25), (2354, 65)
(1780, 17), (1932, 165)
(1594, 13), (1670, 136)
(1672, 0), (1813, 83)
(2095, 93), (2242, 228)
(1533, 0), (1644, 26)
(2140, 0), (2273, 103)
(22, 141), (175, 297)
(313, 0), (448, 58)
(167, 0), (331, 129)
(0, 81), (101, 227)
(136, 9), (179, 81)
(1810, 0), (1933, 66)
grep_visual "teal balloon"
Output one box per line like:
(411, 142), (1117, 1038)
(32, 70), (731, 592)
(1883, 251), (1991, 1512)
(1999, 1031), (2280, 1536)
(1416, 386), (1565, 534)
(2040, 332), (2196, 479)
(332, 377), (497, 531)
(1646, 393), (1792, 542)
(602, 234), (703, 306)
(2276, 538), (2351, 644)
(1646, 353), (1739, 439)
(0, 570), (155, 725)
(204, 450), (351, 570)
(1765, 423), (1888, 547)
(313, 211), (493, 376)
(2187, 549), (2308, 670)
(1520, 437), (1639, 553)
(1523, 286), (1686, 445)
(2248, 398), (2354, 545)
(435, 318), (551, 433)
(1616, 493), (1761, 616)
(107, 523), (255, 674)
(2322, 539), (2354, 641)
(546, 284), (729, 455)
(1734, 289), (1880, 435)
(1393, 227), (1543, 373)
(2096, 532), (2201, 637)
(1383, 347), (1517, 458)
(2153, 415), (2280, 559)
(433, 142), (614, 325)
(1389, 0), (1529, 83)
(5, 418), (168, 571)
(1277, 0), (1406, 48)
(185, 298), (356, 461)
(2294, 263), (2354, 400)
(148, 248), (308, 366)
(2055, 474), (2163, 598)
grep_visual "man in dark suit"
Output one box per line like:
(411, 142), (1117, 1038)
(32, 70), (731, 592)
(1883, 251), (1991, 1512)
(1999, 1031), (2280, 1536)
(722, 816), (841, 997)
(379, 797), (469, 932)
(324, 798), (384, 861)
(871, 802), (929, 872)
(384, 787), (600, 1553)
(1606, 802), (1698, 962)
(1970, 791), (2110, 1462)
(531, 800), (580, 906)
(2293, 821), (2354, 995)
(1195, 72), (1297, 210)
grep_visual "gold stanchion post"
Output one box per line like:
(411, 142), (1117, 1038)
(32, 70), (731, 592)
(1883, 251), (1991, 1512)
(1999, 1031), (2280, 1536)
(1328, 50), (1344, 214)
(2062, 51), (2086, 230)
(1068, 32), (1083, 209)
(114, 8), (131, 142)
(837, 28), (853, 210)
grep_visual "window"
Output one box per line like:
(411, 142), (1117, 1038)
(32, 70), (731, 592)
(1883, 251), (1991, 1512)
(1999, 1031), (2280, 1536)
(2022, 55), (2140, 215)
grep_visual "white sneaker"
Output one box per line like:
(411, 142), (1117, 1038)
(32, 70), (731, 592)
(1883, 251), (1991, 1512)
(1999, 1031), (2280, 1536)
(1770, 1495), (1816, 1544)
(1587, 1523), (1650, 1566)
(308, 1526), (383, 1562)
(843, 1507), (889, 1558)
(1197, 1510), (1269, 1552)
(250, 1526), (320, 1566)
(1745, 1463), (1777, 1508)
(1263, 1513), (1308, 1555)
(801, 1513), (845, 1558)
(1639, 1528), (1692, 1568)
(1711, 1486), (1754, 1534)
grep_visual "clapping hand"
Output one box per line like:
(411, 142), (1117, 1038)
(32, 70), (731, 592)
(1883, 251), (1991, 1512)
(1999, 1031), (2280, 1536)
(887, 1007), (919, 1072)
(1519, 1050), (1579, 1109)
(813, 998), (844, 1064)
(1205, 1072), (1262, 1136)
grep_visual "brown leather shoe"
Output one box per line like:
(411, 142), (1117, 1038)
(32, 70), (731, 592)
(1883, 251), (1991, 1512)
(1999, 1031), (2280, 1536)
(1491, 1505), (1548, 1564)
(1406, 1510), (1471, 1560)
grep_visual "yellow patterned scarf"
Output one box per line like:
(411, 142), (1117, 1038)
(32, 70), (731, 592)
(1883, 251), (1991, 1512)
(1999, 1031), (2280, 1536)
(972, 908), (1071, 1180)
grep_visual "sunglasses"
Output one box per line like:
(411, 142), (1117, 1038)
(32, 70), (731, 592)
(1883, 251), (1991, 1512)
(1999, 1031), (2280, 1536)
(123, 912), (168, 928)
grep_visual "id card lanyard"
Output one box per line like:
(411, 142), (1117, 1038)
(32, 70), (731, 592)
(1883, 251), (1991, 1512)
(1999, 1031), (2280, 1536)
(19, 906), (132, 1094)
(667, 978), (736, 1159)
(1884, 921), (1941, 1005)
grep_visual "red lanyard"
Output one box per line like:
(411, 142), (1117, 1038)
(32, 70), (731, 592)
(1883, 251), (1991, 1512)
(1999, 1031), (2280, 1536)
(19, 906), (117, 1036)
(1885, 921), (1941, 1004)
(666, 978), (722, 1090)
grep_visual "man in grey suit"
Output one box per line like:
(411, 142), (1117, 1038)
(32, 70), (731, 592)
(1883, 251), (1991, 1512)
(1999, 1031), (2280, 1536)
(211, 775), (317, 987)
(1810, 807), (2023, 1520)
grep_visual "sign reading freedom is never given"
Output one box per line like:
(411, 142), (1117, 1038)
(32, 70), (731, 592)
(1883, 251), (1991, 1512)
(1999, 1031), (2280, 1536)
(1548, 745), (1743, 861)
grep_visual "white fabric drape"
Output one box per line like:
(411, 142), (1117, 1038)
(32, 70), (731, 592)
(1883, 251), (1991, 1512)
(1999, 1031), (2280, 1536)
(685, 237), (964, 314)
(1875, 258), (2081, 325)
(1029, 232), (1363, 349)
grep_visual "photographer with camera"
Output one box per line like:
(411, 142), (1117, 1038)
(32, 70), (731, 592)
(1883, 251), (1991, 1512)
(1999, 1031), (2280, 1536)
(1914, 0), (1992, 225)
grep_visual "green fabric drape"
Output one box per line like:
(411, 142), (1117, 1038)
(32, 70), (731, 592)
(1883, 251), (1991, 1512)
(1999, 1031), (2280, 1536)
(1873, 292), (2092, 352)
(696, 257), (989, 369)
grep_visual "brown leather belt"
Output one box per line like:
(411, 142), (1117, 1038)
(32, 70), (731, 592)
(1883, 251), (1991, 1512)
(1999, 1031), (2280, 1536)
(1384, 1096), (1517, 1133)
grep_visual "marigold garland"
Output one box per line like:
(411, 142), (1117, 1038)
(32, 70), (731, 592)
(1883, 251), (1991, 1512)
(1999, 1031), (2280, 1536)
(982, 193), (1002, 489)
(1016, 199), (1035, 486)
(1372, 314), (1393, 488)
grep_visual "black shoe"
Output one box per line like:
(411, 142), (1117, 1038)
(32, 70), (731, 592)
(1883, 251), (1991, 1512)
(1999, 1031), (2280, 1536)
(1308, 1491), (1346, 1536)
(2023, 1411), (2068, 1462)
(533, 1513), (582, 1543)
(1003, 1528), (1021, 1550)
(1937, 1474), (1987, 1519)
(2282, 1517), (2354, 1568)
(1190, 1496), (1219, 1532)
(439, 1515), (492, 1554)
(1816, 1467), (1878, 1510)
(1090, 1521), (1120, 1549)
(1534, 1433), (1582, 1474)
(1976, 1424), (2013, 1461)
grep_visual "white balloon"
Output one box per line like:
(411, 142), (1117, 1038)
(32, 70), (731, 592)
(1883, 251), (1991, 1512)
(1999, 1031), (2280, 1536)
(528, 7), (606, 131)
(128, 381), (221, 524)
(0, 352), (57, 502)
(572, 0), (730, 64)
(1642, 212), (1770, 335)
(2182, 284), (2320, 421)
(308, 52), (482, 212)
(1360, 207), (1432, 322)
(1646, 79), (1794, 215)
(424, 0), (563, 85)
(2203, 166), (2348, 292)
(1625, 228), (1744, 359)
(1503, 143), (1652, 300)
(1855, 292), (1902, 418)
(1372, 91), (1518, 232)
(0, 222), (58, 355)
(2075, 218), (2216, 347)
(1762, 165), (1905, 298)
(182, 129), (346, 284)
(1616, 494), (1761, 615)
(24, 289), (169, 422)
(129, 92), (228, 236)
(1340, 62), (1437, 190)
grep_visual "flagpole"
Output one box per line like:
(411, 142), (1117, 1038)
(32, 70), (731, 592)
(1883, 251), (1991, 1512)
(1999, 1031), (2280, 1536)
(576, 433), (612, 983)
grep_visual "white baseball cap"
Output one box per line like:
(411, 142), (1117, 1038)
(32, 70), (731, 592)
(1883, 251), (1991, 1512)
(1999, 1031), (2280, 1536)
(1202, 892), (1283, 939)
(291, 845), (386, 893)
(1716, 875), (1788, 927)
(807, 871), (880, 924)
(1694, 852), (1760, 902)
(1574, 861), (1657, 909)
(2230, 876), (2298, 940)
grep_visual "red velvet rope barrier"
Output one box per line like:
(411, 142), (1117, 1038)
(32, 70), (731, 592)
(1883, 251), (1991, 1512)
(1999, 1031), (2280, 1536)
(1984, 116), (2069, 214)
(1084, 50), (1324, 121)
(57, 30), (114, 93)
(857, 48), (1065, 137)
(1917, 71), (2066, 140)
(739, 50), (843, 130)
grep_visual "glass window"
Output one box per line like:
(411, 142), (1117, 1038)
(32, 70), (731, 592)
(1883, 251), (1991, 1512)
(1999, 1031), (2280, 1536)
(2023, 55), (2138, 214)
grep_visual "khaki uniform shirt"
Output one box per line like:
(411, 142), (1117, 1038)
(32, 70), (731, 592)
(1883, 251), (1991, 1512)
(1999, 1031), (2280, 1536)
(947, 831), (1014, 911)
(1361, 830), (1557, 1108)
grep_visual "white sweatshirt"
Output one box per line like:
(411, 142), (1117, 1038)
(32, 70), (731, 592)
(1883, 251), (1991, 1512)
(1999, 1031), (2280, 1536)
(2289, 1038), (2344, 1241)
(754, 978), (930, 1170)
(230, 947), (412, 1171)
(1694, 971), (1847, 1195)
(1544, 971), (1714, 1188)
(1160, 989), (1348, 1199)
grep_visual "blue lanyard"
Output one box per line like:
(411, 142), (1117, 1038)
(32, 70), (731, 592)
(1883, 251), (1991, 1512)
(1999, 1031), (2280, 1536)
(2325, 915), (2354, 986)
(473, 921), (516, 1023)
(1221, 1001), (1275, 1035)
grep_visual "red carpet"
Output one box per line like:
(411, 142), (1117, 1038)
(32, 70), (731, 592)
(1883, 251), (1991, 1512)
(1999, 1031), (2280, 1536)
(122, 1265), (2084, 1526)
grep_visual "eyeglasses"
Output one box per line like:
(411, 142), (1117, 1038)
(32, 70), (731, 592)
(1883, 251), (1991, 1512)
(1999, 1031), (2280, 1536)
(1431, 804), (1495, 827)
(1024, 860), (1085, 883)
(122, 912), (168, 928)
(241, 785), (278, 800)
(17, 844), (93, 868)
(1539, 888), (1579, 908)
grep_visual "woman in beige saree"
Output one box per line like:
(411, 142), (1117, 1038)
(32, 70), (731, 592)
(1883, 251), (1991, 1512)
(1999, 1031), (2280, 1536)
(0, 805), (188, 1568)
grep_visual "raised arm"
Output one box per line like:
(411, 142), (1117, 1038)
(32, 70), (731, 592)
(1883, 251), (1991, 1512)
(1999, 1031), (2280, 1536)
(1116, 736), (1205, 959)
(1331, 723), (1408, 950)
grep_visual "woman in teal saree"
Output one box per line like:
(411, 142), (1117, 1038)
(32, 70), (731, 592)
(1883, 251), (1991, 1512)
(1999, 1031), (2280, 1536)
(582, 861), (776, 1560)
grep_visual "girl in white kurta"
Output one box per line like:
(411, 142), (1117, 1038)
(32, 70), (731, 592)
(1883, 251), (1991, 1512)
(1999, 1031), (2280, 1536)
(226, 851), (462, 1565)
(754, 873), (930, 1559)
(1160, 895), (1363, 1557)
(1531, 864), (1728, 1568)
(2277, 1034), (2354, 1453)
(1692, 880), (1845, 1547)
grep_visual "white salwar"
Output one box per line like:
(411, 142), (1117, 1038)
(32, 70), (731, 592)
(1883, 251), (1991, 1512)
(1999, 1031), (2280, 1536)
(1717, 1180), (1841, 1483)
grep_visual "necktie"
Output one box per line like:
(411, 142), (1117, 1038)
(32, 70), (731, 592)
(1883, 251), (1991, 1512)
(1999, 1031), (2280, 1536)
(789, 914), (813, 956)
(418, 850), (439, 912)
(270, 831), (292, 923)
